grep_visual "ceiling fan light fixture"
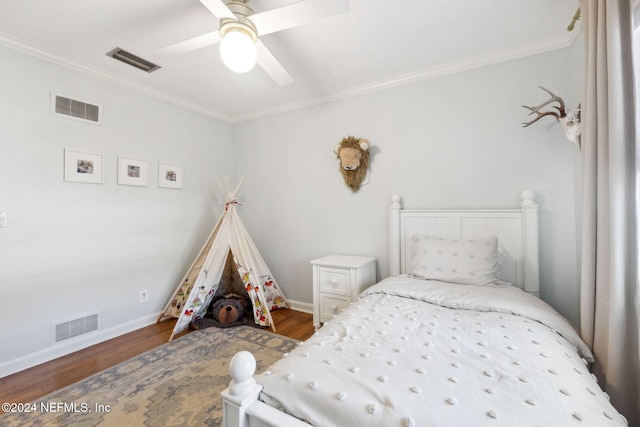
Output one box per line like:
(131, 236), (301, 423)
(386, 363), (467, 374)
(219, 21), (258, 73)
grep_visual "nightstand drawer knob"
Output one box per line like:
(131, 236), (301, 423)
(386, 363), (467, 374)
(330, 278), (338, 286)
(331, 305), (338, 312)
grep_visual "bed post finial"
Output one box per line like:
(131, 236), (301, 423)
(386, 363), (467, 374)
(520, 189), (536, 206)
(228, 351), (257, 395)
(391, 194), (402, 208)
(221, 351), (261, 427)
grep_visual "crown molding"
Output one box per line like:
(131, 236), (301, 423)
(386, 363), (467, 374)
(0, 32), (233, 123)
(1, 30), (579, 125)
(231, 32), (580, 123)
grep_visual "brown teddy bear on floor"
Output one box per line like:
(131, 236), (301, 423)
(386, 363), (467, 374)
(210, 294), (248, 324)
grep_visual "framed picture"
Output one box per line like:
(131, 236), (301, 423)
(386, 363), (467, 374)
(64, 149), (104, 184)
(118, 156), (148, 187)
(158, 163), (183, 189)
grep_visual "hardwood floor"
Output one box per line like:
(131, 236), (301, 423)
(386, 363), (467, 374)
(0, 308), (313, 411)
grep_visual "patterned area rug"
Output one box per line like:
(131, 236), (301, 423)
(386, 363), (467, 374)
(0, 326), (299, 427)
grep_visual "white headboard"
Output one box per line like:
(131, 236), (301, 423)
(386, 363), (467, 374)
(389, 191), (539, 297)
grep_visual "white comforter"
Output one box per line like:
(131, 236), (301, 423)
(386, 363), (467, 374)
(257, 276), (626, 426)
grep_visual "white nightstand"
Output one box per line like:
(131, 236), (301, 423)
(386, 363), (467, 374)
(310, 255), (377, 328)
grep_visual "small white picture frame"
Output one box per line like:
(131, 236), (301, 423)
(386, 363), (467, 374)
(64, 149), (104, 184)
(158, 163), (183, 189)
(118, 156), (148, 187)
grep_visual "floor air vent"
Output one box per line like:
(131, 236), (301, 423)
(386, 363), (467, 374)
(52, 93), (102, 125)
(54, 314), (98, 343)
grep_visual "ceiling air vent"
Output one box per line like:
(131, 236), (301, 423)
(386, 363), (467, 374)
(51, 92), (102, 125)
(106, 47), (161, 73)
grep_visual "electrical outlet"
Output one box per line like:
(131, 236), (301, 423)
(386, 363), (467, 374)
(0, 212), (7, 228)
(139, 289), (149, 303)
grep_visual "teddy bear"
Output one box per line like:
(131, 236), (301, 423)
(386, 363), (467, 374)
(334, 136), (371, 192)
(208, 293), (249, 325)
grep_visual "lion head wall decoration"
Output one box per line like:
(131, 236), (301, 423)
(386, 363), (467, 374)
(334, 136), (371, 192)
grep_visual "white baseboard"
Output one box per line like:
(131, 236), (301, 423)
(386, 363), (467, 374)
(1, 303), (313, 379)
(0, 313), (161, 379)
(286, 299), (312, 314)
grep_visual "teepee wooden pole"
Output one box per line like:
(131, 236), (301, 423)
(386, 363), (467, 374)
(218, 176), (228, 197)
(231, 177), (244, 199)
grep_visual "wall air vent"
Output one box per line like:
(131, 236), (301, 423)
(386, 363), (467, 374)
(52, 314), (99, 343)
(51, 92), (103, 125)
(106, 47), (161, 73)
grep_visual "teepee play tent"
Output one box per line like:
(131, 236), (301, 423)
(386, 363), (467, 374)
(158, 178), (289, 340)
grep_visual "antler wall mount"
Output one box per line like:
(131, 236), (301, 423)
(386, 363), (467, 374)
(522, 86), (581, 147)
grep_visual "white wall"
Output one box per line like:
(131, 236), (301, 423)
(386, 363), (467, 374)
(0, 42), (585, 377)
(0, 46), (234, 374)
(234, 48), (583, 326)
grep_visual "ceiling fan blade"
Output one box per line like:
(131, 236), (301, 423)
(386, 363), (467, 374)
(199, 0), (235, 19)
(256, 40), (293, 87)
(158, 31), (222, 55)
(250, 0), (350, 36)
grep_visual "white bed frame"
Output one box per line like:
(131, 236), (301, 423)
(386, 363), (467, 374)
(221, 191), (539, 427)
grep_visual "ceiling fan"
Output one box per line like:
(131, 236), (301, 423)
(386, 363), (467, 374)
(161, 0), (350, 86)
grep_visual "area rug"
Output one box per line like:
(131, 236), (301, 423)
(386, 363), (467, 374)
(0, 326), (299, 427)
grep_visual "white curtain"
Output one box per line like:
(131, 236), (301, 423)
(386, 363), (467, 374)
(579, 0), (639, 424)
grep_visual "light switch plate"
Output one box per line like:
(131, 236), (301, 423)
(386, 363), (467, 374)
(0, 212), (7, 228)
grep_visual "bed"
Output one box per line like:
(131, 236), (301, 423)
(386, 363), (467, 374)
(221, 191), (627, 427)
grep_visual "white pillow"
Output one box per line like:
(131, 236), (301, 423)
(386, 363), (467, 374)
(409, 235), (499, 286)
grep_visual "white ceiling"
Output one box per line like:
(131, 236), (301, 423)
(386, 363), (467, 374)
(0, 0), (580, 123)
